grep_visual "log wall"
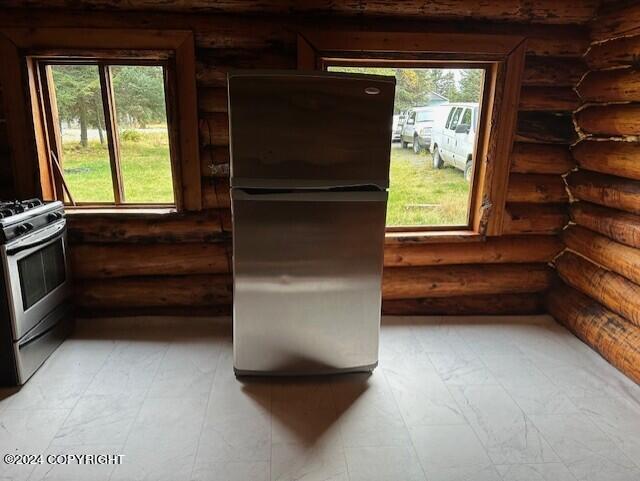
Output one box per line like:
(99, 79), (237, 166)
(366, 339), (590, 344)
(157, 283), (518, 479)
(0, 7), (588, 316)
(0, 88), (14, 199)
(547, 1), (640, 384)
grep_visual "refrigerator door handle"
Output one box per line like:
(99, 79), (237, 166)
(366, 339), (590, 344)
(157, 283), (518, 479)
(231, 189), (388, 203)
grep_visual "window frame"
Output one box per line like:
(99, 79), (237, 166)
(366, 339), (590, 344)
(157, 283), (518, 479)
(36, 58), (178, 208)
(0, 28), (201, 212)
(298, 31), (526, 237)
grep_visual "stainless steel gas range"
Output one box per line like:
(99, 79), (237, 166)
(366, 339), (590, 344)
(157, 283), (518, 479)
(0, 199), (73, 385)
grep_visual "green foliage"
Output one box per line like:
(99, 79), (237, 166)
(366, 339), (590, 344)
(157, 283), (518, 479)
(455, 69), (484, 102)
(51, 65), (104, 146)
(120, 129), (143, 142)
(112, 66), (167, 128)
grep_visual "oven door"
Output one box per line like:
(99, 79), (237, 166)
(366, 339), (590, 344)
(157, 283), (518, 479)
(1, 219), (71, 340)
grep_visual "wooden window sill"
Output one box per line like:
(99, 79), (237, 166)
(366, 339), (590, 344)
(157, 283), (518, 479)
(65, 207), (177, 217)
(385, 230), (485, 244)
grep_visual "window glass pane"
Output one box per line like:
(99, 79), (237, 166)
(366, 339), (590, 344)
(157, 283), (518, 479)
(461, 108), (472, 126)
(448, 108), (463, 130)
(327, 66), (485, 227)
(50, 65), (114, 203)
(445, 109), (455, 129)
(111, 65), (174, 204)
(416, 110), (434, 122)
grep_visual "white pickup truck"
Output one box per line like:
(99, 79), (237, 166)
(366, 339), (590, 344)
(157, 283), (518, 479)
(400, 106), (436, 154)
(429, 103), (479, 181)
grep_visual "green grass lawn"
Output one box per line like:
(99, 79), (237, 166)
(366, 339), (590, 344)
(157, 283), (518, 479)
(387, 144), (470, 227)
(61, 130), (174, 204)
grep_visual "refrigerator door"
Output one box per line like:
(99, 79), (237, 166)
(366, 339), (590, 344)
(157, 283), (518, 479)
(232, 189), (387, 374)
(228, 70), (396, 189)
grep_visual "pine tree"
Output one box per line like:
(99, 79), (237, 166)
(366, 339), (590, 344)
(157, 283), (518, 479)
(457, 69), (484, 102)
(51, 65), (103, 147)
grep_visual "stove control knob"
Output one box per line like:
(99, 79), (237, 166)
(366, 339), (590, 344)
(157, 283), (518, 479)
(47, 212), (61, 221)
(15, 224), (29, 235)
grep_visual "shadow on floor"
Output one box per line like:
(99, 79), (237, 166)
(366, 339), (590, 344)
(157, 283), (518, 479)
(238, 371), (372, 447)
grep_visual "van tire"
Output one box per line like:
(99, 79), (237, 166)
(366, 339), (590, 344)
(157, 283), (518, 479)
(433, 148), (443, 169)
(464, 161), (473, 182)
(401, 139), (408, 149)
(413, 136), (422, 154)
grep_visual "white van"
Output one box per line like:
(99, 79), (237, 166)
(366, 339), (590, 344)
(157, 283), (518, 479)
(429, 103), (479, 181)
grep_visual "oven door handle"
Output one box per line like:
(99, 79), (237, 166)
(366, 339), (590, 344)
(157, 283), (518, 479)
(6, 222), (66, 255)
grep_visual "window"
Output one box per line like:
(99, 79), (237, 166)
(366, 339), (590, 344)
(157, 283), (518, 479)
(460, 108), (472, 128)
(448, 107), (463, 131)
(299, 31), (526, 237)
(41, 61), (174, 207)
(328, 65), (485, 229)
(445, 109), (455, 129)
(0, 28), (201, 210)
(416, 111), (434, 122)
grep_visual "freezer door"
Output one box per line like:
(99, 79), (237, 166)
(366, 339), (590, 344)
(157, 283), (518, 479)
(232, 189), (387, 374)
(228, 71), (396, 189)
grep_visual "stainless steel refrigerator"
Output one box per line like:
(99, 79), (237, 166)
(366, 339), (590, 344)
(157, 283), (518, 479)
(228, 70), (395, 375)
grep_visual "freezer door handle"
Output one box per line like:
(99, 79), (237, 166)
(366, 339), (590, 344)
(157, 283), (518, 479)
(231, 189), (388, 203)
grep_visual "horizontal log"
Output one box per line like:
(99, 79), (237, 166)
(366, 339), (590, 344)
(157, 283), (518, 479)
(518, 86), (580, 111)
(585, 35), (640, 70)
(522, 57), (586, 87)
(198, 87), (228, 113)
(196, 62), (227, 87)
(200, 146), (230, 178)
(195, 23), (294, 50)
(556, 251), (640, 327)
(591, 2), (640, 42)
(546, 282), (640, 384)
(382, 293), (543, 315)
(195, 48), (295, 87)
(381, 263), (552, 300)
(506, 174), (568, 203)
(563, 225), (640, 285)
(566, 170), (640, 214)
(67, 210), (229, 243)
(202, 178), (231, 209)
(570, 202), (640, 249)
(0, 1), (600, 24)
(510, 143), (574, 174)
(572, 140), (640, 180)
(76, 305), (232, 318)
(578, 68), (640, 103)
(384, 235), (561, 267)
(516, 112), (577, 144)
(502, 202), (569, 234)
(199, 113), (229, 147)
(70, 243), (230, 279)
(75, 274), (233, 309)
(521, 29), (589, 58)
(576, 104), (640, 137)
